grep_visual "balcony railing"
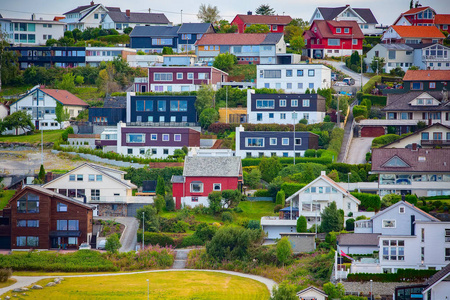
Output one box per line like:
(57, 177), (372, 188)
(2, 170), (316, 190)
(422, 55), (449, 61)
(421, 139), (450, 145)
(86, 196), (154, 204)
(126, 121), (199, 127)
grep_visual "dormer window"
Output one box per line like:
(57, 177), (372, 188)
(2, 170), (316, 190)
(336, 28), (341, 33)
(314, 27), (317, 33)
(344, 28), (350, 33)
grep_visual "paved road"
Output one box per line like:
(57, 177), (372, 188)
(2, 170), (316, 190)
(315, 59), (371, 89)
(346, 137), (375, 165)
(94, 216), (139, 252)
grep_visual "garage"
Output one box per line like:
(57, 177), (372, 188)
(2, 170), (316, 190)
(361, 126), (385, 137)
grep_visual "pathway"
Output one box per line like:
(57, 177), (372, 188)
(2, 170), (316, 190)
(337, 101), (356, 163)
(315, 59), (370, 89)
(172, 249), (191, 269)
(94, 216), (139, 252)
(346, 137), (375, 165)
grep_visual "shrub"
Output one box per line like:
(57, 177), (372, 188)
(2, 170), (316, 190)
(271, 282), (297, 300)
(346, 218), (355, 231)
(350, 192), (381, 211)
(174, 220), (190, 233)
(382, 194), (402, 207)
(281, 182), (305, 197)
(296, 216), (307, 232)
(353, 105), (368, 118)
(247, 220), (261, 230)
(0, 268), (12, 282)
(154, 194), (166, 213)
(276, 237), (292, 266)
(254, 189), (272, 197)
(138, 232), (175, 247)
(194, 223), (217, 242)
(372, 134), (402, 148)
(221, 211), (234, 223)
(363, 75), (381, 94)
(405, 194), (418, 206)
(304, 149), (316, 157)
(275, 190), (286, 206)
(274, 204), (283, 213)
(105, 233), (121, 253)
(180, 235), (204, 247)
(347, 269), (437, 282)
(165, 195), (175, 211)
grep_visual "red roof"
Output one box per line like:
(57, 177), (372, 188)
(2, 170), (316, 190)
(196, 33), (267, 45)
(403, 70), (450, 81)
(402, 6), (431, 15)
(235, 14), (292, 25)
(435, 14), (450, 25)
(41, 89), (88, 107)
(391, 25), (445, 39)
(305, 20), (364, 39)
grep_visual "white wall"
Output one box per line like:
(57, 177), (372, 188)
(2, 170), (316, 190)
(181, 196), (208, 208)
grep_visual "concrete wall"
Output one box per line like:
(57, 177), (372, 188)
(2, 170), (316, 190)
(280, 233), (315, 253)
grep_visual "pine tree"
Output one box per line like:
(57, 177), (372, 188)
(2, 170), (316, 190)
(38, 164), (45, 182)
(156, 176), (165, 196)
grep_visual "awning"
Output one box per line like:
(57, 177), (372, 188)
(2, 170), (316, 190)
(49, 230), (82, 237)
(280, 207), (299, 212)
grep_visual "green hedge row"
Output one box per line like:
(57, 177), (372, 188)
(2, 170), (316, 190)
(242, 156), (333, 167)
(372, 134), (402, 148)
(281, 182), (306, 197)
(361, 94), (387, 106)
(253, 189), (272, 197)
(137, 231), (204, 248)
(362, 75), (381, 94)
(351, 192), (381, 211)
(347, 269), (437, 282)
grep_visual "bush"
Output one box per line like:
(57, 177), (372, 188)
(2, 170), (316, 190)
(347, 269), (437, 282)
(0, 268), (12, 282)
(281, 182), (305, 197)
(372, 134), (402, 148)
(180, 235), (204, 247)
(274, 204), (283, 213)
(221, 211), (234, 223)
(105, 233), (121, 253)
(346, 218), (355, 231)
(138, 232), (175, 247)
(382, 194), (402, 207)
(350, 192), (381, 211)
(276, 237), (292, 266)
(304, 149), (316, 157)
(165, 195), (175, 211)
(275, 190), (285, 206)
(297, 216), (307, 232)
(154, 194), (166, 213)
(194, 223), (217, 242)
(363, 75), (381, 94)
(254, 189), (272, 197)
(247, 220), (261, 230)
(405, 194), (418, 206)
(353, 105), (368, 118)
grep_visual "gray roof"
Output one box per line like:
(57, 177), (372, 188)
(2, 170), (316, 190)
(406, 43), (436, 49)
(318, 6), (378, 24)
(337, 233), (379, 246)
(379, 44), (413, 51)
(178, 23), (213, 34)
(183, 156), (242, 177)
(261, 33), (284, 45)
(130, 25), (180, 37)
(171, 175), (185, 183)
(383, 91), (449, 112)
(107, 11), (169, 24)
(423, 262), (450, 292)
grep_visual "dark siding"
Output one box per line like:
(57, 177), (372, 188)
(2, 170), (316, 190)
(11, 46), (86, 69)
(250, 94), (326, 112)
(239, 131), (317, 151)
(130, 37), (177, 49)
(89, 108), (126, 125)
(403, 80), (450, 92)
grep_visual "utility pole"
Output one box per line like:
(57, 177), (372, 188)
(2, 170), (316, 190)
(142, 212), (145, 250)
(360, 55), (363, 91)
(337, 95), (340, 128)
(180, 10), (183, 24)
(293, 111), (296, 165)
(225, 85), (228, 124)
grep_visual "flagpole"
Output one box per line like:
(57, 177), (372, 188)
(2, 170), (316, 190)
(334, 250), (338, 281)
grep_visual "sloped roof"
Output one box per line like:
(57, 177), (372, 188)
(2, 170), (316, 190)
(183, 156), (242, 177)
(383, 91), (447, 112)
(403, 70), (450, 81)
(64, 4), (120, 15)
(379, 44), (414, 51)
(423, 262), (450, 292)
(235, 14), (292, 25)
(178, 23), (213, 34)
(402, 6), (431, 15)
(337, 233), (380, 246)
(381, 123), (450, 148)
(371, 200), (440, 222)
(306, 20), (364, 39)
(317, 6), (378, 24)
(107, 11), (169, 24)
(434, 14), (450, 25)
(390, 25), (445, 39)
(40, 89), (88, 107)
(130, 25), (180, 37)
(296, 286), (328, 297)
(195, 33), (282, 46)
(371, 148), (450, 173)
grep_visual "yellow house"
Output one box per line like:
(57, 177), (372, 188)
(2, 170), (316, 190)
(218, 107), (247, 123)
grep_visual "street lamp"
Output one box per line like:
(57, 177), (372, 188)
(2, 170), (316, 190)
(146, 279), (149, 300)
(370, 279), (373, 300)
(142, 212), (145, 250)
(348, 172), (351, 191)
(293, 111), (297, 165)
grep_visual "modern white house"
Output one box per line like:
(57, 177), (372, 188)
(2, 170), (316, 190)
(246, 89), (327, 125)
(412, 43), (450, 70)
(261, 171), (362, 240)
(256, 64), (332, 93)
(422, 264), (450, 300)
(62, 2), (119, 31)
(0, 15), (64, 46)
(9, 87), (88, 133)
(85, 47), (137, 66)
(296, 286), (328, 300)
(364, 44), (415, 73)
(127, 55), (163, 68)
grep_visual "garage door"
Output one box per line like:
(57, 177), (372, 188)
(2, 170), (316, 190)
(0, 236), (11, 249)
(361, 126), (385, 137)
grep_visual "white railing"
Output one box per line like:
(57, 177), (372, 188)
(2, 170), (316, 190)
(85, 196), (154, 204)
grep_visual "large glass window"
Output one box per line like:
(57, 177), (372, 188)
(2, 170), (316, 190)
(17, 236), (26, 246)
(328, 39), (340, 46)
(27, 237), (39, 247)
(126, 134), (145, 143)
(136, 100), (153, 111)
(263, 70), (281, 78)
(246, 138), (264, 147)
(91, 190), (100, 201)
(154, 73), (173, 81)
(190, 182), (203, 193)
(57, 202), (68, 212)
(68, 220), (79, 230)
(382, 240), (405, 261)
(383, 220), (396, 228)
(170, 100), (188, 112)
(17, 193), (39, 213)
(57, 220), (68, 230)
(388, 50), (396, 59)
(151, 39), (172, 45)
(256, 100), (275, 109)
(157, 101), (166, 112)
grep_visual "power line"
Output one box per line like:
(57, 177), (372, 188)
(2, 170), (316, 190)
(0, 8), (62, 16)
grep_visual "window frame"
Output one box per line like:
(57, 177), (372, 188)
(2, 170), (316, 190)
(190, 182), (204, 193)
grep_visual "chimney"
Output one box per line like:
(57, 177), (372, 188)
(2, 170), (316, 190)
(126, 9), (130, 17)
(321, 171), (326, 176)
(412, 143), (417, 151)
(90, 1), (94, 5)
(346, 4), (350, 7)
(148, 8), (151, 13)
(247, 11), (252, 15)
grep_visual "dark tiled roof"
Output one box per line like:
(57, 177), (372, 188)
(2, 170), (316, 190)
(64, 4), (120, 15)
(178, 23), (213, 34)
(305, 20), (364, 39)
(318, 6), (377, 24)
(261, 33), (284, 44)
(130, 26), (180, 37)
(104, 96), (126, 108)
(107, 11), (169, 24)
(353, 8), (378, 24)
(371, 148), (450, 173)
(337, 233), (379, 246)
(235, 14), (292, 25)
(423, 262), (450, 292)
(383, 91), (448, 112)
(171, 175), (185, 183)
(403, 70), (450, 81)
(183, 156), (242, 177)
(196, 33), (275, 46)
(18, 186), (93, 209)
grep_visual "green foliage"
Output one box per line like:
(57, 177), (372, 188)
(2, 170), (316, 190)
(206, 226), (263, 261)
(351, 192), (381, 211)
(290, 35), (305, 53)
(0, 110), (34, 134)
(275, 190), (286, 207)
(323, 282), (345, 299)
(215, 20), (238, 33)
(156, 175), (166, 196)
(162, 47), (174, 54)
(0, 268), (12, 282)
(165, 195), (175, 211)
(270, 282), (297, 300)
(347, 269), (438, 282)
(372, 134), (402, 148)
(281, 183), (305, 197)
(195, 84), (215, 115)
(208, 191), (223, 214)
(346, 218), (355, 231)
(256, 4), (275, 15)
(363, 75), (381, 94)
(55, 102), (70, 125)
(199, 107), (219, 129)
(327, 128), (344, 160)
(105, 233), (121, 253)
(356, 94), (387, 106)
(38, 164), (46, 182)
(194, 223), (217, 242)
(58, 72), (76, 92)
(244, 24), (270, 33)
(245, 168), (262, 189)
(98, 34), (130, 44)
(136, 205), (160, 232)
(390, 67), (405, 77)
(321, 202), (343, 233)
(259, 156), (282, 182)
(247, 220), (261, 230)
(213, 52), (237, 72)
(253, 189), (272, 197)
(276, 237), (292, 266)
(197, 4), (220, 23)
(405, 194), (418, 206)
(222, 211), (234, 223)
(154, 194), (166, 214)
(370, 56), (385, 73)
(123, 167), (183, 187)
(382, 194), (402, 207)
(327, 170), (340, 182)
(297, 215), (307, 233)
(138, 231), (175, 247)
(353, 105), (368, 118)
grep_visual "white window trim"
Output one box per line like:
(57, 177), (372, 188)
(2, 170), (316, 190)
(270, 138), (277, 145)
(282, 138), (289, 145)
(213, 183), (222, 191)
(399, 206), (405, 214)
(126, 133), (145, 143)
(291, 99), (298, 107)
(151, 134), (157, 140)
(279, 99), (287, 107)
(382, 219), (396, 228)
(190, 182), (203, 193)
(174, 134), (181, 141)
(176, 73), (183, 79)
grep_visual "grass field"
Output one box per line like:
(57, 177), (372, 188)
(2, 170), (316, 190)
(0, 190), (16, 210)
(0, 278), (16, 289)
(1, 271), (269, 300)
(0, 130), (64, 144)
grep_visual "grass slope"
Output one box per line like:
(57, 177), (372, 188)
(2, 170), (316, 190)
(0, 190), (16, 209)
(2, 271), (269, 300)
(0, 130), (64, 144)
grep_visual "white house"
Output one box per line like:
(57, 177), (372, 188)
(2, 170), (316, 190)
(127, 55), (163, 68)
(422, 263), (450, 300)
(364, 44), (415, 73)
(412, 43), (450, 70)
(256, 64), (332, 93)
(296, 286), (328, 300)
(62, 2), (120, 31)
(0, 15), (64, 46)
(9, 87), (88, 133)
(261, 171), (361, 240)
(85, 47), (137, 66)
(0, 102), (9, 120)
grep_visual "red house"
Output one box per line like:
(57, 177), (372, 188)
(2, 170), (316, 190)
(393, 6), (436, 26)
(303, 20), (364, 59)
(231, 12), (292, 34)
(434, 14), (450, 34)
(171, 156), (243, 209)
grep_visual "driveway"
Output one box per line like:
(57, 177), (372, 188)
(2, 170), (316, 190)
(315, 59), (370, 89)
(94, 216), (139, 252)
(346, 137), (374, 164)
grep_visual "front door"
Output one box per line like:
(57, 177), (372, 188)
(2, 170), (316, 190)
(51, 237), (60, 248)
(93, 205), (99, 217)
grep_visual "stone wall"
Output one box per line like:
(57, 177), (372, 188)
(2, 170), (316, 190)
(97, 203), (127, 217)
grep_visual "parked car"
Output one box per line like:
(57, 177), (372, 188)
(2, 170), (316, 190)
(97, 238), (107, 250)
(343, 77), (355, 86)
(331, 73), (337, 81)
(79, 242), (91, 250)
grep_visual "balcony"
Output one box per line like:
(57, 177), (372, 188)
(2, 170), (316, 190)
(86, 196), (154, 204)
(421, 139), (450, 146)
(422, 55), (449, 62)
(126, 121), (199, 127)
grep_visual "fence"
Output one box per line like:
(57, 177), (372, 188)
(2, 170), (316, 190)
(247, 197), (273, 202)
(342, 120), (356, 163)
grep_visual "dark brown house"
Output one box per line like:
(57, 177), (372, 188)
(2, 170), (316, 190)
(0, 186), (93, 250)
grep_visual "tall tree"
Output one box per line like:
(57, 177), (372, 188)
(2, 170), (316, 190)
(156, 175), (165, 196)
(1, 111), (35, 134)
(259, 156), (282, 183)
(289, 35), (305, 53)
(255, 4), (275, 15)
(55, 102), (70, 128)
(214, 20), (237, 33)
(276, 237), (292, 266)
(321, 201), (344, 233)
(195, 84), (215, 115)
(410, 0), (414, 9)
(0, 30), (20, 91)
(197, 4), (220, 23)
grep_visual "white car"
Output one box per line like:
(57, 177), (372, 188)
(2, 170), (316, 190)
(78, 242), (91, 250)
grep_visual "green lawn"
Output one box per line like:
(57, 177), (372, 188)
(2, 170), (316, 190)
(0, 86), (32, 97)
(72, 86), (105, 101)
(0, 190), (16, 210)
(1, 271), (269, 300)
(0, 130), (64, 144)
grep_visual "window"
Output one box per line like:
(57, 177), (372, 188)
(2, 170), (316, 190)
(213, 183), (221, 191)
(176, 73), (183, 80)
(433, 132), (442, 140)
(282, 138), (289, 145)
(382, 240), (405, 261)
(270, 138), (277, 145)
(140, 148), (145, 155)
(57, 220), (68, 230)
(388, 50), (396, 60)
(152, 39), (172, 45)
(17, 193), (39, 213)
(286, 69), (293, 77)
(96, 175), (102, 181)
(291, 99), (298, 107)
(27, 220), (39, 227)
(336, 28), (342, 33)
(328, 39), (340, 46)
(269, 113), (274, 118)
(94, 13), (99, 19)
(68, 220), (79, 230)
(344, 28), (350, 33)
(279, 99), (286, 107)
(280, 113), (286, 119)
(17, 236), (26, 246)
(298, 83), (303, 89)
(263, 70), (281, 78)
(295, 138), (302, 145)
(272, 25), (278, 31)
(187, 73), (194, 79)
(399, 206), (405, 214)
(89, 174), (95, 182)
(17, 220), (27, 227)
(27, 237), (39, 247)
(246, 138), (264, 147)
(170, 100), (188, 112)
(91, 190), (100, 201)
(446, 248), (450, 261)
(446, 229), (450, 242)
(256, 100), (275, 109)
(172, 134), (181, 142)
(136, 100), (153, 111)
(68, 237), (78, 245)
(383, 220), (396, 228)
(352, 39), (357, 45)
(126, 134), (145, 143)
(190, 182), (203, 193)
(151, 134), (157, 141)
(57, 202), (67, 212)
(421, 228), (425, 242)
(154, 73), (173, 81)
(308, 70), (315, 77)
(303, 99), (310, 107)
(257, 113), (262, 121)
(158, 101), (166, 112)
(429, 82), (436, 89)
(192, 197), (199, 202)
(69, 175), (75, 181)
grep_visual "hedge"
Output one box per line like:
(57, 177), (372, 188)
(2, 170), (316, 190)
(347, 269), (437, 282)
(137, 232), (176, 247)
(242, 156), (333, 167)
(362, 75), (381, 94)
(372, 134), (402, 148)
(281, 182), (306, 197)
(353, 105), (368, 118)
(361, 94), (387, 106)
(421, 195), (450, 200)
(253, 189), (272, 197)
(351, 192), (381, 211)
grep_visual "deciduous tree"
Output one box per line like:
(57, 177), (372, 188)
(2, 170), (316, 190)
(0, 111), (34, 134)
(321, 201), (343, 233)
(105, 233), (121, 253)
(197, 4), (220, 23)
(199, 107), (219, 129)
(213, 52), (237, 72)
(195, 84), (215, 115)
(259, 156), (281, 183)
(244, 24), (270, 33)
(276, 237), (292, 266)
